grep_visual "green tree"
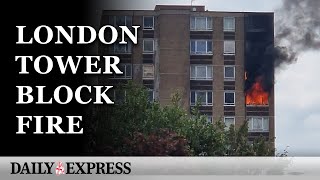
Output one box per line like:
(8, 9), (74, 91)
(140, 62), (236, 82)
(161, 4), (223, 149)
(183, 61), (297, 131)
(85, 81), (275, 156)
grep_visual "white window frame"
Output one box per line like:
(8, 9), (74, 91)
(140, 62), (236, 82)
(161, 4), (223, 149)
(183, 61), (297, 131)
(111, 42), (132, 54)
(143, 16), (154, 30)
(190, 90), (213, 106)
(224, 40), (235, 55)
(224, 116), (235, 130)
(190, 40), (213, 55)
(223, 17), (235, 32)
(247, 117), (269, 132)
(110, 64), (132, 79)
(143, 39), (154, 54)
(190, 16), (213, 31)
(224, 66), (235, 81)
(143, 64), (154, 79)
(190, 65), (213, 80)
(224, 91), (235, 106)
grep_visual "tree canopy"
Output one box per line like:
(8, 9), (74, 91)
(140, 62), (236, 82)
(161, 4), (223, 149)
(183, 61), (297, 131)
(85, 82), (275, 156)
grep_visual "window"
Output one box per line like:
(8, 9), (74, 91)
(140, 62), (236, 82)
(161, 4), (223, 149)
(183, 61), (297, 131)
(224, 40), (235, 55)
(110, 89), (127, 103)
(108, 16), (115, 25)
(248, 117), (269, 132)
(206, 115), (213, 124)
(224, 117), (235, 130)
(116, 16), (126, 26)
(110, 42), (132, 54)
(190, 17), (212, 31)
(109, 16), (132, 27)
(224, 17), (235, 32)
(224, 66), (235, 80)
(112, 64), (132, 79)
(247, 16), (269, 31)
(224, 91), (235, 106)
(190, 91), (213, 106)
(143, 39), (154, 53)
(148, 89), (155, 102)
(143, 64), (154, 79)
(143, 16), (154, 30)
(190, 65), (212, 80)
(190, 40), (213, 55)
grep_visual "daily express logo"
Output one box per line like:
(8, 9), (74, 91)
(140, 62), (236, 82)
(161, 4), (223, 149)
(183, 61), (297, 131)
(10, 161), (131, 175)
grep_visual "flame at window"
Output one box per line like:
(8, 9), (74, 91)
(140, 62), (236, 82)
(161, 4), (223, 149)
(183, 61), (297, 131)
(245, 76), (269, 106)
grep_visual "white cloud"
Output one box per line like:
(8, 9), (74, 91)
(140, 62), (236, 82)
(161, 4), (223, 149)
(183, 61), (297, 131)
(276, 54), (320, 110)
(275, 51), (320, 155)
(304, 114), (320, 131)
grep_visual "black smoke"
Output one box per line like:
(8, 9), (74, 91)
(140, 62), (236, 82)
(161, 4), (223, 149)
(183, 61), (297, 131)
(275, 0), (320, 67)
(245, 0), (320, 94)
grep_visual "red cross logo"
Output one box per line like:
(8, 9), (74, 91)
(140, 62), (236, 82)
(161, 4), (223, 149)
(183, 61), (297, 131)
(55, 161), (65, 175)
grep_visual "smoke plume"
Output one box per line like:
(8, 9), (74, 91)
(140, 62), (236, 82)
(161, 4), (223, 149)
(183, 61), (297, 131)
(245, 0), (319, 95)
(274, 0), (320, 68)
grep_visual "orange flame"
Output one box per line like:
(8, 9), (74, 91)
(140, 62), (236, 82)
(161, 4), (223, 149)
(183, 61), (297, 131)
(246, 77), (269, 106)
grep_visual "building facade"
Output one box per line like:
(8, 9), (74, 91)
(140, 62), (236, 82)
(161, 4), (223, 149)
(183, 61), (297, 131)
(99, 5), (275, 144)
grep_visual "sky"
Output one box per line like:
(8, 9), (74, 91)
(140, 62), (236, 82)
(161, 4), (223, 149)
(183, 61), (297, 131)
(94, 0), (320, 156)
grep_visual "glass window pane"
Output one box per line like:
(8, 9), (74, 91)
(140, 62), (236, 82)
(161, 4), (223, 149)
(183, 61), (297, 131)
(248, 118), (253, 131)
(225, 92), (235, 104)
(191, 40), (195, 53)
(108, 16), (115, 25)
(196, 41), (206, 53)
(224, 41), (235, 54)
(191, 66), (196, 78)
(196, 17), (206, 30)
(117, 64), (125, 78)
(207, 116), (213, 123)
(207, 17), (212, 30)
(126, 16), (132, 26)
(224, 17), (235, 31)
(207, 66), (213, 78)
(197, 91), (206, 104)
(190, 17), (195, 30)
(207, 41), (212, 53)
(191, 91), (195, 104)
(144, 16), (154, 29)
(116, 16), (126, 26)
(207, 91), (212, 104)
(196, 66), (206, 78)
(253, 117), (263, 130)
(114, 44), (126, 53)
(143, 39), (154, 52)
(148, 90), (154, 102)
(225, 66), (235, 78)
(127, 42), (132, 53)
(126, 64), (132, 78)
(225, 117), (235, 130)
(263, 118), (269, 131)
